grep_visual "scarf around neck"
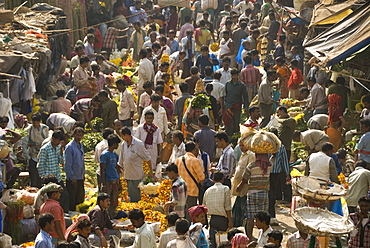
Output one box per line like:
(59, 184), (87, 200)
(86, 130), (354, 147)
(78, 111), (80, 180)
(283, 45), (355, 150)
(143, 123), (158, 145)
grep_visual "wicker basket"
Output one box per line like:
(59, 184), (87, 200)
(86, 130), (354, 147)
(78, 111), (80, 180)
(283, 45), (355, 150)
(291, 176), (347, 204)
(292, 207), (354, 237)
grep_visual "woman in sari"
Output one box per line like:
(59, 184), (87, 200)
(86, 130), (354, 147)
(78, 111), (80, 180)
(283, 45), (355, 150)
(274, 57), (291, 99)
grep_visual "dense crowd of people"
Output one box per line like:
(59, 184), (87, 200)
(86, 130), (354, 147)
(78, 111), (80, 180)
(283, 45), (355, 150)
(0, 0), (370, 248)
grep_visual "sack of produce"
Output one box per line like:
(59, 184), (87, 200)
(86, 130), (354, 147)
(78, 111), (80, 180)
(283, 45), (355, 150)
(240, 126), (281, 153)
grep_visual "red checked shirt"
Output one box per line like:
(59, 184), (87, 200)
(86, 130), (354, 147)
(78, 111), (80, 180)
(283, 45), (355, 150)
(103, 27), (119, 49)
(349, 213), (370, 248)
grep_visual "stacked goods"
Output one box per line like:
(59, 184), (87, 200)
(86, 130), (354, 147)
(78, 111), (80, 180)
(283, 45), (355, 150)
(240, 126), (281, 153)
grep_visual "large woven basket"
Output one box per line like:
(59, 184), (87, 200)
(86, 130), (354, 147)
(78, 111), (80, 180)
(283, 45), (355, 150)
(291, 176), (346, 204)
(292, 207), (354, 237)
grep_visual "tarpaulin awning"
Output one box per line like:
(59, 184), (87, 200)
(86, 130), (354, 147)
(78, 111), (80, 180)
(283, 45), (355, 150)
(310, 0), (357, 26)
(304, 1), (370, 66)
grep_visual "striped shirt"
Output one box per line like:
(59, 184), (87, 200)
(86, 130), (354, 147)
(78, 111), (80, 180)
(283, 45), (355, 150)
(242, 161), (272, 191)
(170, 176), (187, 218)
(37, 142), (63, 182)
(216, 145), (236, 179)
(241, 65), (261, 86)
(270, 144), (290, 174)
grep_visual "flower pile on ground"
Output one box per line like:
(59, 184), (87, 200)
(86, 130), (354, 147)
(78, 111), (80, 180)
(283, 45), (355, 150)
(20, 241), (35, 247)
(75, 190), (97, 213)
(157, 179), (171, 204)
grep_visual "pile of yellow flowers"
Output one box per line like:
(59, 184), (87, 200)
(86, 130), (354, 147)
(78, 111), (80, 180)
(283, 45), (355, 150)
(75, 190), (97, 213)
(20, 242), (35, 247)
(127, 86), (138, 103)
(295, 113), (305, 122)
(143, 160), (151, 175)
(143, 209), (168, 232)
(157, 179), (172, 204)
(250, 141), (275, 153)
(110, 58), (122, 67)
(290, 168), (304, 178)
(122, 53), (136, 68)
(338, 173), (348, 188)
(118, 177), (129, 202)
(210, 43), (220, 52)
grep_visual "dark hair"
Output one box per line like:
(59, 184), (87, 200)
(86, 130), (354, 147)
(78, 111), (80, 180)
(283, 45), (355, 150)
(167, 212), (180, 226)
(46, 190), (59, 198)
(52, 130), (65, 140)
(73, 127), (85, 135)
(276, 106), (288, 113)
(115, 78), (126, 86)
(96, 55), (104, 61)
(143, 81), (153, 89)
(255, 211), (271, 225)
(300, 87), (309, 94)
(166, 163), (179, 174)
(356, 160), (368, 169)
(185, 141), (196, 152)
(321, 142), (334, 152)
(362, 95), (370, 104)
(107, 134), (121, 147)
(275, 56), (285, 64)
(179, 82), (189, 93)
(205, 83), (213, 92)
(39, 213), (55, 229)
(156, 80), (165, 87)
(175, 218), (190, 235)
(190, 66), (199, 75)
(205, 66), (213, 77)
(97, 193), (110, 205)
(214, 71), (222, 80)
(152, 43), (161, 49)
(293, 130), (301, 139)
(263, 63), (272, 72)
(225, 20), (233, 26)
(32, 113), (42, 122)
(56, 89), (66, 98)
(223, 57), (231, 63)
(198, 115), (209, 125)
(144, 110), (155, 117)
(267, 230), (283, 244)
(98, 90), (108, 98)
(213, 171), (224, 181)
(74, 45), (84, 52)
(291, 59), (299, 67)
(128, 209), (145, 220)
(56, 241), (81, 248)
(269, 127), (278, 136)
(230, 68), (239, 75)
(172, 130), (184, 142)
(75, 121), (85, 128)
(240, 21), (248, 29)
(121, 127), (132, 136)
(360, 118), (370, 128)
(139, 48), (148, 57)
(179, 51), (186, 56)
(79, 55), (90, 64)
(336, 76), (345, 85)
(227, 228), (243, 241)
(325, 79), (334, 88)
(358, 196), (370, 204)
(199, 20), (206, 27)
(161, 61), (170, 68)
(252, 29), (260, 35)
(133, 21), (141, 26)
(102, 128), (114, 139)
(159, 36), (167, 43)
(336, 148), (347, 159)
(77, 219), (92, 230)
(91, 64), (100, 71)
(150, 94), (162, 102)
(264, 243), (277, 248)
(249, 106), (260, 115)
(243, 56), (252, 64)
(215, 132), (229, 143)
(308, 77), (316, 83)
(200, 45), (209, 52)
(41, 175), (58, 185)
(87, 33), (95, 39)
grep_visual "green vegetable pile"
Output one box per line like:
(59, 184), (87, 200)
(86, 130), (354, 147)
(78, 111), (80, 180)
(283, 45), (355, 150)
(84, 151), (98, 187)
(291, 141), (309, 161)
(82, 132), (103, 152)
(191, 94), (210, 109)
(90, 117), (103, 132)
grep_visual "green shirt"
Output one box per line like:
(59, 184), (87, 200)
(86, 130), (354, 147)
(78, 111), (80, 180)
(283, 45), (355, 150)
(224, 81), (249, 109)
(179, 7), (192, 26)
(101, 99), (118, 128)
(278, 117), (296, 151)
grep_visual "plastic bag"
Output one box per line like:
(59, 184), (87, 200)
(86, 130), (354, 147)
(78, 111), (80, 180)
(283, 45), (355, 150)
(236, 38), (249, 65)
(240, 126), (281, 153)
(265, 115), (279, 129)
(0, 233), (12, 247)
(201, 0), (218, 11)
(23, 204), (34, 219)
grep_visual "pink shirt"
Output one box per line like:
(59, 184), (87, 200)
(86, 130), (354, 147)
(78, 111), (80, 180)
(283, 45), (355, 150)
(50, 97), (72, 115)
(40, 199), (65, 238)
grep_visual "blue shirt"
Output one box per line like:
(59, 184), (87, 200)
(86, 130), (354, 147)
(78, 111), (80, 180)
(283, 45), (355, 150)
(100, 150), (119, 181)
(357, 132), (370, 163)
(194, 127), (216, 159)
(35, 230), (53, 248)
(64, 140), (85, 180)
(168, 39), (180, 54)
(195, 54), (215, 77)
(37, 142), (63, 182)
(128, 6), (147, 26)
(270, 144), (290, 174)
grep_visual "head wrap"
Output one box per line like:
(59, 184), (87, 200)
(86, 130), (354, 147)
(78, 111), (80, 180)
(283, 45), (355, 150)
(64, 214), (90, 240)
(40, 183), (63, 195)
(255, 153), (271, 176)
(188, 205), (208, 222)
(232, 233), (249, 248)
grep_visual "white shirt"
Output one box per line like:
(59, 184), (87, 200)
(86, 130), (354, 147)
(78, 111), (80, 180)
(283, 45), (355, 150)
(216, 68), (231, 85)
(257, 226), (273, 248)
(169, 142), (186, 164)
(138, 58), (155, 90)
(134, 124), (163, 145)
(162, 45), (171, 56)
(143, 40), (155, 49)
(119, 89), (136, 121)
(210, 80), (226, 102)
(132, 222), (156, 248)
(154, 71), (164, 86)
(141, 105), (169, 135)
(158, 226), (177, 248)
(234, 1), (254, 14)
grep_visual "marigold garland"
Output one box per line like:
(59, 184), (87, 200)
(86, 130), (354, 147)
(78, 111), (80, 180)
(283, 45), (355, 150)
(118, 177), (129, 203)
(157, 179), (172, 204)
(143, 160), (151, 175)
(20, 241), (35, 247)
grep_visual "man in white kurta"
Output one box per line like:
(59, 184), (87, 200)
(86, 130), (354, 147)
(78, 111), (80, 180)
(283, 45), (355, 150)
(135, 110), (163, 172)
